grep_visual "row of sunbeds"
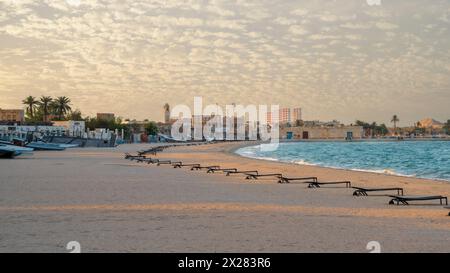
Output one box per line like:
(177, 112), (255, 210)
(124, 144), (450, 216)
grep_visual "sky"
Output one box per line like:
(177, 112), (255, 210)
(0, 0), (449, 125)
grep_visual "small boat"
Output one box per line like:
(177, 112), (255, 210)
(0, 144), (33, 158)
(0, 147), (16, 158)
(58, 143), (79, 148)
(25, 141), (66, 151)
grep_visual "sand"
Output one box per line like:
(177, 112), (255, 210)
(0, 142), (449, 253)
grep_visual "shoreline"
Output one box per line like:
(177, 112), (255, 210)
(159, 141), (450, 199)
(224, 141), (450, 185)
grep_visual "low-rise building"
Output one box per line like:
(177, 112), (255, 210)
(52, 120), (86, 137)
(0, 108), (25, 123)
(280, 125), (363, 140)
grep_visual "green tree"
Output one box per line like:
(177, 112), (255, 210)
(391, 115), (400, 134)
(377, 124), (389, 136)
(444, 119), (450, 135)
(294, 119), (304, 127)
(39, 96), (53, 122)
(145, 121), (159, 136)
(54, 96), (72, 120)
(67, 109), (83, 120)
(22, 96), (39, 119)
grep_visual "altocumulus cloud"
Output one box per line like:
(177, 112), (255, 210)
(0, 0), (449, 124)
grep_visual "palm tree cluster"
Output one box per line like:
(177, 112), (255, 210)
(22, 96), (73, 122)
(355, 120), (389, 137)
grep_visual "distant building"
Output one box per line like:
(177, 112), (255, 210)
(97, 113), (115, 122)
(0, 108), (24, 123)
(280, 125), (363, 140)
(303, 120), (342, 127)
(279, 108), (291, 124)
(164, 103), (170, 124)
(418, 118), (444, 129)
(52, 120), (86, 137)
(292, 108), (302, 122)
(267, 107), (302, 125)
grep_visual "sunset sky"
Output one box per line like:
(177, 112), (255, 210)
(0, 0), (449, 125)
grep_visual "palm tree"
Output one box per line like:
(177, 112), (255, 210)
(391, 115), (400, 134)
(39, 96), (53, 122)
(22, 96), (39, 119)
(54, 96), (72, 120)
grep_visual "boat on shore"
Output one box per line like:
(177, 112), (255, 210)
(0, 147), (16, 158)
(8, 138), (69, 151)
(0, 144), (34, 158)
(25, 141), (66, 151)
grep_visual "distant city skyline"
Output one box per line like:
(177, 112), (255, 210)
(0, 0), (449, 126)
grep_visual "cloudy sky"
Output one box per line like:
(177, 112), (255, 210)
(0, 0), (449, 125)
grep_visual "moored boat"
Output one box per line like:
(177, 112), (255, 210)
(25, 141), (66, 151)
(0, 148), (16, 158)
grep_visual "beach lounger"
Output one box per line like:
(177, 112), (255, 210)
(245, 173), (283, 180)
(225, 170), (259, 176)
(173, 163), (200, 169)
(136, 158), (155, 164)
(207, 168), (238, 174)
(388, 195), (448, 206)
(307, 181), (352, 188)
(156, 160), (172, 166)
(126, 154), (146, 161)
(191, 165), (220, 171)
(278, 176), (318, 184)
(353, 187), (404, 196)
(170, 161), (182, 167)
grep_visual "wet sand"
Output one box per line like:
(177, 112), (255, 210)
(0, 142), (449, 253)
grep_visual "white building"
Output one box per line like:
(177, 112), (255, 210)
(52, 120), (86, 137)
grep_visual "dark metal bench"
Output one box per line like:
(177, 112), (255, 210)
(207, 168), (238, 174)
(136, 158), (155, 164)
(191, 165), (220, 171)
(131, 156), (146, 161)
(225, 170), (259, 176)
(278, 176), (318, 184)
(388, 195), (448, 206)
(307, 181), (352, 188)
(125, 154), (146, 160)
(445, 206), (450, 216)
(353, 187), (404, 196)
(169, 161), (182, 167)
(173, 163), (200, 169)
(245, 173), (283, 180)
(156, 160), (172, 166)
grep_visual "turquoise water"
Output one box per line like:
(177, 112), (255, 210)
(236, 141), (450, 182)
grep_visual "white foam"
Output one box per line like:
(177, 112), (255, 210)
(293, 159), (317, 166)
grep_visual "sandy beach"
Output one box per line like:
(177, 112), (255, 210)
(0, 142), (449, 253)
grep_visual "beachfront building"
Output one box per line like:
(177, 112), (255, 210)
(0, 125), (66, 141)
(280, 124), (363, 140)
(0, 108), (25, 123)
(52, 120), (86, 137)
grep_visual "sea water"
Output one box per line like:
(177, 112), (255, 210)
(236, 141), (450, 182)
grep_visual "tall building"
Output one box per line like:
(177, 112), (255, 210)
(266, 111), (273, 125)
(279, 108), (291, 124)
(164, 103), (170, 123)
(266, 107), (302, 125)
(0, 108), (25, 123)
(292, 108), (302, 122)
